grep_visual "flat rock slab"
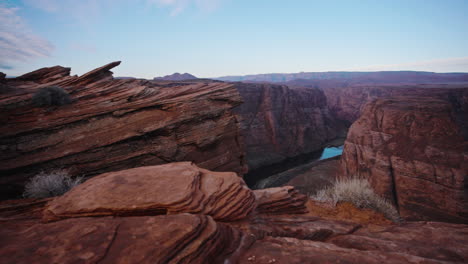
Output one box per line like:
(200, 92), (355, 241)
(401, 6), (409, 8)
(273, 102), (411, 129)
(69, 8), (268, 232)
(239, 236), (449, 264)
(330, 221), (468, 262)
(43, 162), (256, 222)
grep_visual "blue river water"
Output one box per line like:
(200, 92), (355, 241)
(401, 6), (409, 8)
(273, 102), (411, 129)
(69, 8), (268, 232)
(319, 145), (344, 160)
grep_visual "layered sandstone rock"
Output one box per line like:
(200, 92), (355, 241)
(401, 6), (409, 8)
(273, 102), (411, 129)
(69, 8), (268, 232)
(341, 96), (468, 223)
(43, 162), (255, 222)
(234, 83), (342, 171)
(0, 62), (246, 199)
(0, 214), (247, 264)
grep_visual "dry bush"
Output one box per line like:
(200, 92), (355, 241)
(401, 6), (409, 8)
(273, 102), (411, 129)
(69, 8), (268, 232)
(23, 170), (83, 198)
(312, 177), (400, 222)
(32, 86), (71, 107)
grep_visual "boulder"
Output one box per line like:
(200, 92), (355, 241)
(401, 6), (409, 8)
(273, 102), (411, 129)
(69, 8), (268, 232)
(43, 162), (256, 222)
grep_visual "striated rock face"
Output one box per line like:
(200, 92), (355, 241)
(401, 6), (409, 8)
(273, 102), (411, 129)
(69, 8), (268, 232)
(43, 162), (256, 222)
(1, 163), (468, 263)
(234, 83), (341, 171)
(0, 62), (246, 199)
(341, 96), (468, 223)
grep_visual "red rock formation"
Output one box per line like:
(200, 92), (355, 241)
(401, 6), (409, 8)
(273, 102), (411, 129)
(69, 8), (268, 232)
(234, 83), (342, 170)
(43, 162), (256, 222)
(0, 62), (246, 199)
(1, 163), (468, 263)
(1, 214), (247, 264)
(341, 96), (468, 223)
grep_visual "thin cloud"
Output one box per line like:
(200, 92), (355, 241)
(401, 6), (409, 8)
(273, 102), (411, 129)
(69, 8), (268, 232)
(23, 0), (100, 25)
(0, 6), (54, 67)
(148, 0), (223, 16)
(24, 0), (223, 18)
(354, 57), (468, 72)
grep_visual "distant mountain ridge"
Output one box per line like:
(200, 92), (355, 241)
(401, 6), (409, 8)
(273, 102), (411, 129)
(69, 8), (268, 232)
(216, 71), (468, 83)
(154, 73), (198, 81)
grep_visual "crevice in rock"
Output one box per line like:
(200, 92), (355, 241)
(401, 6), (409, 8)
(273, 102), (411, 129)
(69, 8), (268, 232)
(388, 158), (400, 213)
(96, 223), (120, 264)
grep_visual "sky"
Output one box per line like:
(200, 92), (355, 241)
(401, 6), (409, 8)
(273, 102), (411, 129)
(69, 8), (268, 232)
(1, 0), (468, 78)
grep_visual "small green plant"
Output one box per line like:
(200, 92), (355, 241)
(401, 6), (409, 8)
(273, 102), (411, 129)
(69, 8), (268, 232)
(23, 170), (83, 198)
(312, 177), (400, 222)
(32, 86), (71, 107)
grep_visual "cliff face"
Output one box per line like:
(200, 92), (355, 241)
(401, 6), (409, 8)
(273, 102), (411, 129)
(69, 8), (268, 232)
(0, 62), (246, 199)
(341, 94), (468, 223)
(234, 83), (342, 171)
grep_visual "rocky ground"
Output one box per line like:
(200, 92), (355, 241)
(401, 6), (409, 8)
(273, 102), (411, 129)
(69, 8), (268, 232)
(1, 163), (467, 264)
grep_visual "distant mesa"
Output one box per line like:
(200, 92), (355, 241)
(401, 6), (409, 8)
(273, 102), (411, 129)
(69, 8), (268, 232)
(216, 71), (468, 83)
(154, 72), (198, 81)
(115, 76), (136, 80)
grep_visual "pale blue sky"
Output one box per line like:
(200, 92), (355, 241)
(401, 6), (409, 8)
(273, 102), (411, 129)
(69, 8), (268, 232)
(1, 0), (468, 78)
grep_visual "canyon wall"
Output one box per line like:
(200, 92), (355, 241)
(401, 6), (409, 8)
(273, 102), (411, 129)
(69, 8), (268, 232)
(320, 83), (468, 125)
(234, 83), (343, 171)
(0, 62), (246, 199)
(341, 92), (468, 223)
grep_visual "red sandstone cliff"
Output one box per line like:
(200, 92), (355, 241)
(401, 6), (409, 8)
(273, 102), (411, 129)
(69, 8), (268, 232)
(341, 95), (468, 223)
(234, 83), (342, 170)
(0, 62), (246, 199)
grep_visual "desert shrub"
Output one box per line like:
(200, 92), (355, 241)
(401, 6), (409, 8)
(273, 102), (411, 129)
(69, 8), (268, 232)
(32, 86), (71, 107)
(23, 170), (83, 198)
(312, 177), (400, 222)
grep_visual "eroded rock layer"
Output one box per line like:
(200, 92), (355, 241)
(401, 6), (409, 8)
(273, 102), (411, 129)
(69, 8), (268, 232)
(0, 214), (246, 264)
(341, 96), (468, 223)
(43, 162), (256, 222)
(253, 186), (308, 215)
(0, 62), (246, 199)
